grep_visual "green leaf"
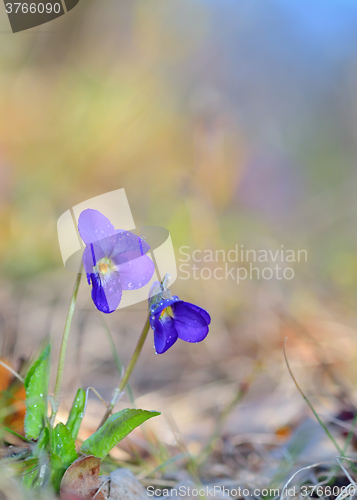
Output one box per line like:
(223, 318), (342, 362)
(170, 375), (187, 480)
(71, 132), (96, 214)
(51, 453), (63, 470)
(80, 408), (160, 459)
(66, 388), (85, 441)
(50, 451), (64, 493)
(51, 422), (78, 491)
(51, 423), (78, 467)
(24, 345), (51, 440)
(24, 345), (50, 390)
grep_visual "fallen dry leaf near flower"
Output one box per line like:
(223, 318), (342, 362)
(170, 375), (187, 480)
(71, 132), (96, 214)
(60, 457), (150, 500)
(60, 455), (107, 500)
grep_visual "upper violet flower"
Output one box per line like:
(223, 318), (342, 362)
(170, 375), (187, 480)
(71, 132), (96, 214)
(148, 278), (211, 354)
(78, 209), (155, 313)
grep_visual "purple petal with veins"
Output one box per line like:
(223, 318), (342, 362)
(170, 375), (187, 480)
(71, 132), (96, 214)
(111, 231), (151, 265)
(78, 209), (115, 245)
(172, 302), (210, 342)
(90, 271), (123, 314)
(117, 255), (155, 290)
(82, 243), (104, 273)
(152, 317), (178, 354)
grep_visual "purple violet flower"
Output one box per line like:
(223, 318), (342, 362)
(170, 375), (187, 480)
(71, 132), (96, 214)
(148, 280), (211, 354)
(78, 209), (155, 313)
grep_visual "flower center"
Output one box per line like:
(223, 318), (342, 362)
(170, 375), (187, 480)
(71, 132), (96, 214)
(98, 257), (112, 275)
(160, 306), (174, 319)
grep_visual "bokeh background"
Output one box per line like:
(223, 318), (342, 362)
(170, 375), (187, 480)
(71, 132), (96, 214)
(2, 0), (357, 481)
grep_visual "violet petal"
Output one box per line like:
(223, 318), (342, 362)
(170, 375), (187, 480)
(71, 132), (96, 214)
(172, 302), (210, 343)
(110, 231), (151, 265)
(82, 243), (105, 273)
(90, 271), (123, 314)
(117, 255), (155, 290)
(175, 302), (211, 326)
(78, 209), (115, 245)
(153, 317), (178, 354)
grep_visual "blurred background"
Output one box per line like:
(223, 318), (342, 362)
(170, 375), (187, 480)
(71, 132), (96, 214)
(1, 0), (357, 484)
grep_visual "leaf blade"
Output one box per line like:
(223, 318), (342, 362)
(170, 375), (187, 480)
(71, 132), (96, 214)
(66, 388), (85, 441)
(51, 422), (78, 491)
(52, 422), (77, 467)
(81, 408), (160, 459)
(24, 345), (51, 440)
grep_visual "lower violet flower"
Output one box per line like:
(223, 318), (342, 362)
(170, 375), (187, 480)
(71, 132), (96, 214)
(148, 278), (211, 354)
(78, 209), (155, 313)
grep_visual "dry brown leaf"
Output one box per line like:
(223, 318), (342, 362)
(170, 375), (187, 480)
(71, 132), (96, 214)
(60, 455), (108, 500)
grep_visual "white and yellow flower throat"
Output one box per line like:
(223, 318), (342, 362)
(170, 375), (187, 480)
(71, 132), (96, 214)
(160, 306), (174, 320)
(95, 257), (116, 280)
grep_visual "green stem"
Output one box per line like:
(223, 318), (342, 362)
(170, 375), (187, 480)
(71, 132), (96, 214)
(51, 263), (83, 425)
(284, 338), (344, 456)
(98, 315), (150, 428)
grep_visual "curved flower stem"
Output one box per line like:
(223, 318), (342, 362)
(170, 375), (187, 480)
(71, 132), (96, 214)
(284, 337), (343, 456)
(51, 262), (83, 426)
(98, 315), (150, 429)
